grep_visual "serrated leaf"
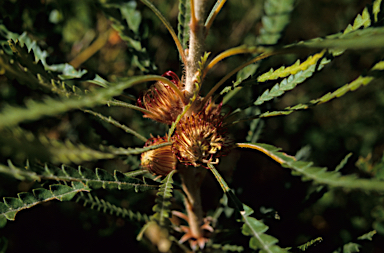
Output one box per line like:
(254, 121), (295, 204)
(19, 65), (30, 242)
(210, 165), (286, 253)
(0, 161), (40, 181)
(50, 183), (83, 201)
(0, 182), (89, 222)
(49, 63), (87, 80)
(257, 51), (325, 82)
(212, 244), (244, 252)
(76, 192), (149, 222)
(33, 189), (54, 201)
(101, 1), (156, 72)
(257, 0), (295, 45)
(237, 143), (384, 192)
(0, 75), (167, 130)
(120, 2), (142, 34)
(242, 217), (268, 236)
(151, 170), (176, 226)
(293, 27), (384, 50)
(251, 58), (384, 120)
(3, 198), (24, 210)
(254, 65), (317, 106)
(178, 0), (190, 49)
(0, 128), (115, 164)
(296, 237), (323, 251)
(17, 192), (38, 205)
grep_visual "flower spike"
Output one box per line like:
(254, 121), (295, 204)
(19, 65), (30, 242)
(137, 71), (185, 125)
(172, 99), (233, 167)
(141, 135), (177, 176)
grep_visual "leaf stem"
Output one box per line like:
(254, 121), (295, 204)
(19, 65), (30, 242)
(201, 51), (274, 106)
(83, 109), (148, 142)
(236, 143), (290, 164)
(203, 46), (267, 78)
(107, 99), (155, 116)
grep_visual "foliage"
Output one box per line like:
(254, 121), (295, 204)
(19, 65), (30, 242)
(0, 0), (384, 252)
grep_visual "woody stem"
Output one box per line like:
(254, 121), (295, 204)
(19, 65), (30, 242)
(184, 0), (207, 98)
(178, 165), (207, 239)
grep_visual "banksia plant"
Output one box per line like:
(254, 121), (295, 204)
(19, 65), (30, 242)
(1, 0), (384, 252)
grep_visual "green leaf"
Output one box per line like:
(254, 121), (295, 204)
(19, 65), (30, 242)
(357, 230), (376, 241)
(211, 244), (244, 252)
(335, 153), (353, 172)
(101, 1), (156, 72)
(237, 143), (384, 192)
(292, 27), (384, 50)
(76, 192), (149, 222)
(257, 51), (325, 83)
(151, 170), (176, 226)
(296, 237), (323, 251)
(209, 164), (286, 253)
(0, 75), (167, 130)
(254, 63), (318, 106)
(0, 162), (160, 191)
(50, 184), (83, 201)
(250, 58), (384, 120)
(257, 0), (295, 45)
(48, 63), (88, 80)
(119, 2), (142, 34)
(341, 243), (360, 253)
(87, 74), (109, 88)
(0, 182), (89, 224)
(177, 0), (190, 49)
(373, 0), (383, 22)
(0, 161), (40, 181)
(0, 128), (115, 164)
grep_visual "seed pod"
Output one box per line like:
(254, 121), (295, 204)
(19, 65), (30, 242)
(141, 135), (177, 176)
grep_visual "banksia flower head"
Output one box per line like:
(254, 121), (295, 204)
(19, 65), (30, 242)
(141, 135), (177, 176)
(137, 71), (184, 125)
(172, 99), (233, 167)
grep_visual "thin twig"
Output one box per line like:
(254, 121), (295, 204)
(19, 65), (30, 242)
(107, 99), (155, 116)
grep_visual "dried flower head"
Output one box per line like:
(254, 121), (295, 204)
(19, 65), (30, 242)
(172, 100), (233, 167)
(141, 135), (177, 176)
(137, 71), (184, 125)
